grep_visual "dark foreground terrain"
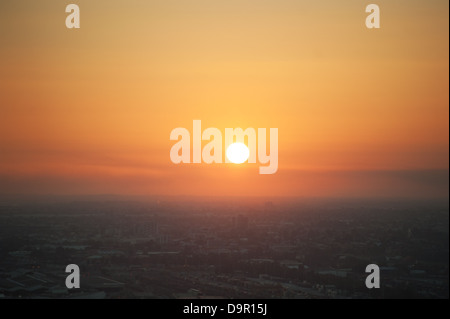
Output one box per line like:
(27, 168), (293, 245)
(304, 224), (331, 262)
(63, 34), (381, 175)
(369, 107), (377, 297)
(0, 197), (448, 299)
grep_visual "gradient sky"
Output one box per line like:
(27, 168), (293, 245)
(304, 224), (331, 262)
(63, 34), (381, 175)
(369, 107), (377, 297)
(0, 0), (448, 198)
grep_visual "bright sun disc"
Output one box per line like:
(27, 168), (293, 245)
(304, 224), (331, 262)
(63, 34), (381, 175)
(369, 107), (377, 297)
(226, 143), (250, 164)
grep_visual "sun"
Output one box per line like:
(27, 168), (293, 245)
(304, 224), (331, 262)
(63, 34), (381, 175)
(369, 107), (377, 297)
(226, 143), (250, 164)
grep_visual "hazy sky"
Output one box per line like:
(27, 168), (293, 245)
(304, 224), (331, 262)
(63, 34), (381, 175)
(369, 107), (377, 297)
(0, 0), (448, 198)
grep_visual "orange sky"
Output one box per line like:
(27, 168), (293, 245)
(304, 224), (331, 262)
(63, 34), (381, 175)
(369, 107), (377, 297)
(0, 1), (448, 198)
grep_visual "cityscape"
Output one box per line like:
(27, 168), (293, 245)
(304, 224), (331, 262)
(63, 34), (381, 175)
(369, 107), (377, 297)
(0, 197), (448, 299)
(0, 0), (448, 306)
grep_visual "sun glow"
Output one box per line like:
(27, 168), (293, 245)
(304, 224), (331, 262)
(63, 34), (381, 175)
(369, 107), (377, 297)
(226, 143), (250, 164)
